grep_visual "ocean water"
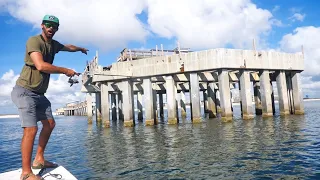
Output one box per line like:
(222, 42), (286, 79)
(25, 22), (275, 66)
(1, 101), (320, 179)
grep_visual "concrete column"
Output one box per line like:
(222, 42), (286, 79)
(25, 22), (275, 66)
(118, 93), (123, 120)
(276, 71), (290, 116)
(215, 89), (221, 113)
(159, 93), (164, 118)
(190, 73), (201, 123)
(259, 70), (273, 117)
(207, 82), (217, 118)
(270, 81), (276, 115)
(239, 70), (254, 120)
(180, 91), (187, 118)
(218, 70), (233, 121)
(152, 86), (158, 123)
(166, 76), (177, 124)
(286, 74), (294, 114)
(291, 72), (304, 115)
(111, 93), (117, 121)
(203, 90), (209, 114)
(86, 93), (93, 124)
(144, 78), (155, 126)
(101, 83), (110, 127)
(253, 81), (262, 115)
(122, 81), (135, 127)
(137, 92), (143, 121)
(96, 93), (102, 122)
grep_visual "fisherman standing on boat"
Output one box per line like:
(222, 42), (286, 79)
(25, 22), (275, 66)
(11, 15), (88, 180)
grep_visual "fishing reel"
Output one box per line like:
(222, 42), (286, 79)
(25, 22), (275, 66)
(68, 76), (79, 87)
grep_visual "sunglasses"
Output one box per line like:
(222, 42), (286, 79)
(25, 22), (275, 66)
(44, 23), (59, 30)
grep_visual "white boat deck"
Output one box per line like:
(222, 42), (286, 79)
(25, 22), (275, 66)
(0, 166), (77, 180)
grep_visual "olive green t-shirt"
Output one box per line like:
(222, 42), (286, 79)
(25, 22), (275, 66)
(16, 34), (64, 94)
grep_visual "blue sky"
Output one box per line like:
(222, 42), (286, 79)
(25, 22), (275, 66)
(0, 0), (319, 114)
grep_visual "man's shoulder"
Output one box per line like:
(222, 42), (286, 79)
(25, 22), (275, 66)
(28, 34), (41, 40)
(26, 34), (42, 44)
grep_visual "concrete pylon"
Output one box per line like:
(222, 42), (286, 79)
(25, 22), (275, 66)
(180, 91), (187, 118)
(218, 70), (233, 121)
(86, 93), (93, 124)
(111, 93), (117, 121)
(100, 83), (110, 127)
(190, 73), (201, 123)
(207, 82), (217, 118)
(122, 81), (135, 127)
(159, 93), (164, 118)
(239, 70), (254, 120)
(253, 81), (262, 115)
(144, 78), (155, 126)
(259, 70), (273, 117)
(166, 76), (177, 124)
(291, 72), (304, 115)
(276, 71), (290, 116)
(137, 91), (143, 121)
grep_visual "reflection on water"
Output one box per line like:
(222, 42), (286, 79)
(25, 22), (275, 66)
(1, 101), (320, 179)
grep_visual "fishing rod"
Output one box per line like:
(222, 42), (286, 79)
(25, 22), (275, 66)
(68, 73), (136, 87)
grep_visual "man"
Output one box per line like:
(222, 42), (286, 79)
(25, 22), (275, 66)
(11, 15), (88, 180)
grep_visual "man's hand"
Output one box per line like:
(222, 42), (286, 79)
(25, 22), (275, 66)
(64, 69), (80, 77)
(80, 48), (89, 55)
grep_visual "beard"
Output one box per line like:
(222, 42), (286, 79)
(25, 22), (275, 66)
(42, 27), (55, 39)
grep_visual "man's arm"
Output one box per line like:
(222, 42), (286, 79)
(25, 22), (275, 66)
(61, 44), (88, 55)
(30, 52), (78, 77)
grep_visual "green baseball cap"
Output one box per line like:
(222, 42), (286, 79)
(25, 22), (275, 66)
(42, 15), (59, 24)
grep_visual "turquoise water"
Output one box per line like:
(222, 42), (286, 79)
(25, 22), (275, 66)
(1, 101), (320, 179)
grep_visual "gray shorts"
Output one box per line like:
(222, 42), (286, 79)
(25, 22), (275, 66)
(11, 85), (54, 127)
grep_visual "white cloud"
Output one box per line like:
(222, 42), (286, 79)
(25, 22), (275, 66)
(0, 0), (277, 51)
(280, 26), (320, 97)
(147, 0), (275, 49)
(280, 26), (320, 77)
(0, 69), (19, 97)
(289, 13), (306, 22)
(1, 0), (148, 51)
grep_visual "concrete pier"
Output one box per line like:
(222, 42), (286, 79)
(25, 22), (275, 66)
(159, 93), (164, 118)
(259, 70), (273, 117)
(95, 92), (102, 122)
(276, 71), (290, 116)
(166, 76), (177, 124)
(137, 92), (143, 121)
(180, 91), (187, 117)
(253, 81), (262, 115)
(190, 73), (201, 123)
(118, 93), (123, 120)
(239, 70), (254, 120)
(122, 81), (135, 127)
(86, 93), (93, 124)
(207, 82), (217, 118)
(291, 72), (304, 115)
(203, 90), (209, 114)
(78, 47), (305, 128)
(144, 78), (156, 126)
(218, 70), (233, 121)
(111, 93), (117, 121)
(101, 83), (110, 127)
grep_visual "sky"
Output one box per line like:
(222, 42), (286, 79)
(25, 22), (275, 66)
(0, 0), (319, 114)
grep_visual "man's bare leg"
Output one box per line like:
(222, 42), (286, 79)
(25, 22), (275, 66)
(33, 119), (55, 167)
(21, 127), (42, 180)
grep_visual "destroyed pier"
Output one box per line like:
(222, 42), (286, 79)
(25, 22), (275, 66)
(74, 45), (304, 127)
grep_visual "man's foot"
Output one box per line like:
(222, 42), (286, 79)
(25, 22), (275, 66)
(32, 160), (58, 169)
(20, 173), (43, 180)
